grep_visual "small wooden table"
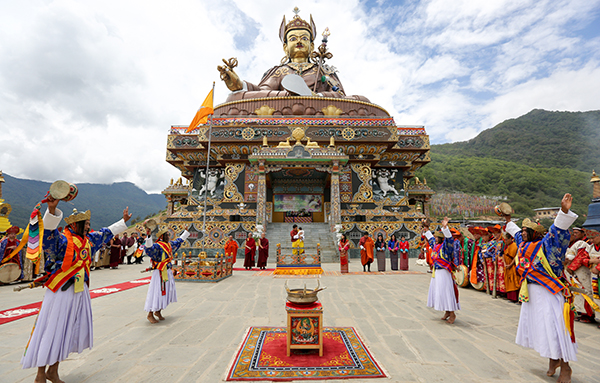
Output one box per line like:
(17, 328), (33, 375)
(286, 301), (323, 356)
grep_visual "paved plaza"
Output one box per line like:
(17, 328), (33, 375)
(1, 258), (600, 383)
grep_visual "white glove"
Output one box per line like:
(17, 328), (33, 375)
(360, 245), (365, 250)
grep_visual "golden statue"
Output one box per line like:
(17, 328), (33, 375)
(217, 8), (369, 103)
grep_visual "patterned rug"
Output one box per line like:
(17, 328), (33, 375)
(0, 277), (151, 325)
(226, 326), (388, 381)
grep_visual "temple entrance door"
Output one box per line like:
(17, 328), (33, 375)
(268, 167), (329, 223)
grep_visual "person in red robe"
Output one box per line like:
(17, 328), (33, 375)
(109, 234), (122, 269)
(257, 232), (269, 270)
(399, 235), (410, 271)
(339, 234), (350, 273)
(359, 233), (374, 272)
(224, 235), (239, 263)
(244, 232), (256, 270)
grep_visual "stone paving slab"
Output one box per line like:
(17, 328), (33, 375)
(1, 258), (600, 383)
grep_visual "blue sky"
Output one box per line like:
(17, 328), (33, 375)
(1, 0), (599, 193)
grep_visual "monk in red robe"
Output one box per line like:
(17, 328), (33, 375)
(244, 232), (256, 270)
(359, 233), (374, 272)
(224, 235), (239, 263)
(257, 232), (269, 270)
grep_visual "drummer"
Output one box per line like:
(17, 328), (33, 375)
(0, 226), (24, 282)
(20, 197), (131, 383)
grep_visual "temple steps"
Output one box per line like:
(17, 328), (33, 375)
(265, 222), (339, 263)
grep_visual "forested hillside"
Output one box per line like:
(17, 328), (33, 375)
(2, 174), (166, 230)
(417, 109), (598, 225)
(434, 109), (600, 172)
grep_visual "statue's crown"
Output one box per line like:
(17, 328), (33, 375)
(279, 8), (317, 43)
(65, 208), (91, 225)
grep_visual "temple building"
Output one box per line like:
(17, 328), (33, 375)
(162, 10), (433, 259)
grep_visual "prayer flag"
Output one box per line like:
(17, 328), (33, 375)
(186, 89), (214, 132)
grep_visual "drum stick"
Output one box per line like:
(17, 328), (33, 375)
(492, 258), (498, 298)
(481, 255), (490, 295)
(13, 274), (49, 292)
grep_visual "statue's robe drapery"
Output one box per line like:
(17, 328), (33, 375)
(225, 62), (370, 102)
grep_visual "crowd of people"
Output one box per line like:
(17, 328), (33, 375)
(419, 193), (598, 383)
(337, 232), (410, 273)
(0, 226), (148, 285)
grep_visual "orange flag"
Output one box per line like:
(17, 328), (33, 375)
(186, 88), (214, 132)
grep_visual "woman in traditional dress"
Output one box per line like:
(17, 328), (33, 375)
(375, 233), (386, 272)
(424, 217), (460, 324)
(399, 235), (410, 271)
(388, 234), (399, 271)
(109, 234), (121, 269)
(21, 197), (130, 382)
(244, 233), (256, 270)
(338, 234), (350, 273)
(257, 232), (269, 270)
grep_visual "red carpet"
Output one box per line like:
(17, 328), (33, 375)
(233, 267), (276, 271)
(226, 326), (388, 381)
(0, 277), (151, 325)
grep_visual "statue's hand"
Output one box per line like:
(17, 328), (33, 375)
(217, 58), (243, 91)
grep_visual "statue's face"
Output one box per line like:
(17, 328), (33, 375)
(284, 29), (313, 60)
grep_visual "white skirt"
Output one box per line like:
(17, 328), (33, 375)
(427, 268), (460, 312)
(516, 284), (578, 362)
(144, 269), (177, 312)
(21, 284), (93, 369)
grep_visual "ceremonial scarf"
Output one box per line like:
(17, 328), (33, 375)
(155, 241), (173, 283)
(516, 240), (576, 342)
(45, 232), (91, 293)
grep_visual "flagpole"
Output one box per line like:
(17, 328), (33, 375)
(201, 81), (216, 253)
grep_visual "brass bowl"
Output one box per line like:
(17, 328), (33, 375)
(284, 280), (326, 305)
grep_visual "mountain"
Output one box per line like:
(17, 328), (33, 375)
(417, 109), (599, 225)
(1, 174), (166, 230)
(434, 109), (600, 172)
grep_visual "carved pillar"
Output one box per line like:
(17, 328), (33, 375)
(256, 160), (267, 227)
(166, 196), (174, 216)
(330, 161), (341, 225)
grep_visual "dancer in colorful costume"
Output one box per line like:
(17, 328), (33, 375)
(504, 193), (577, 383)
(424, 217), (460, 324)
(566, 229), (600, 323)
(144, 225), (189, 324)
(21, 197), (131, 383)
(0, 225), (23, 281)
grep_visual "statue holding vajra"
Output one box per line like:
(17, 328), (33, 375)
(217, 8), (369, 103)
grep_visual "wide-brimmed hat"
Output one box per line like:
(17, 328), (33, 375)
(450, 228), (461, 237)
(6, 226), (19, 235)
(522, 218), (547, 234)
(488, 224), (502, 233)
(434, 231), (445, 238)
(459, 227), (474, 240)
(156, 225), (170, 239)
(64, 208), (91, 225)
(467, 226), (483, 235)
(584, 228), (599, 240)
